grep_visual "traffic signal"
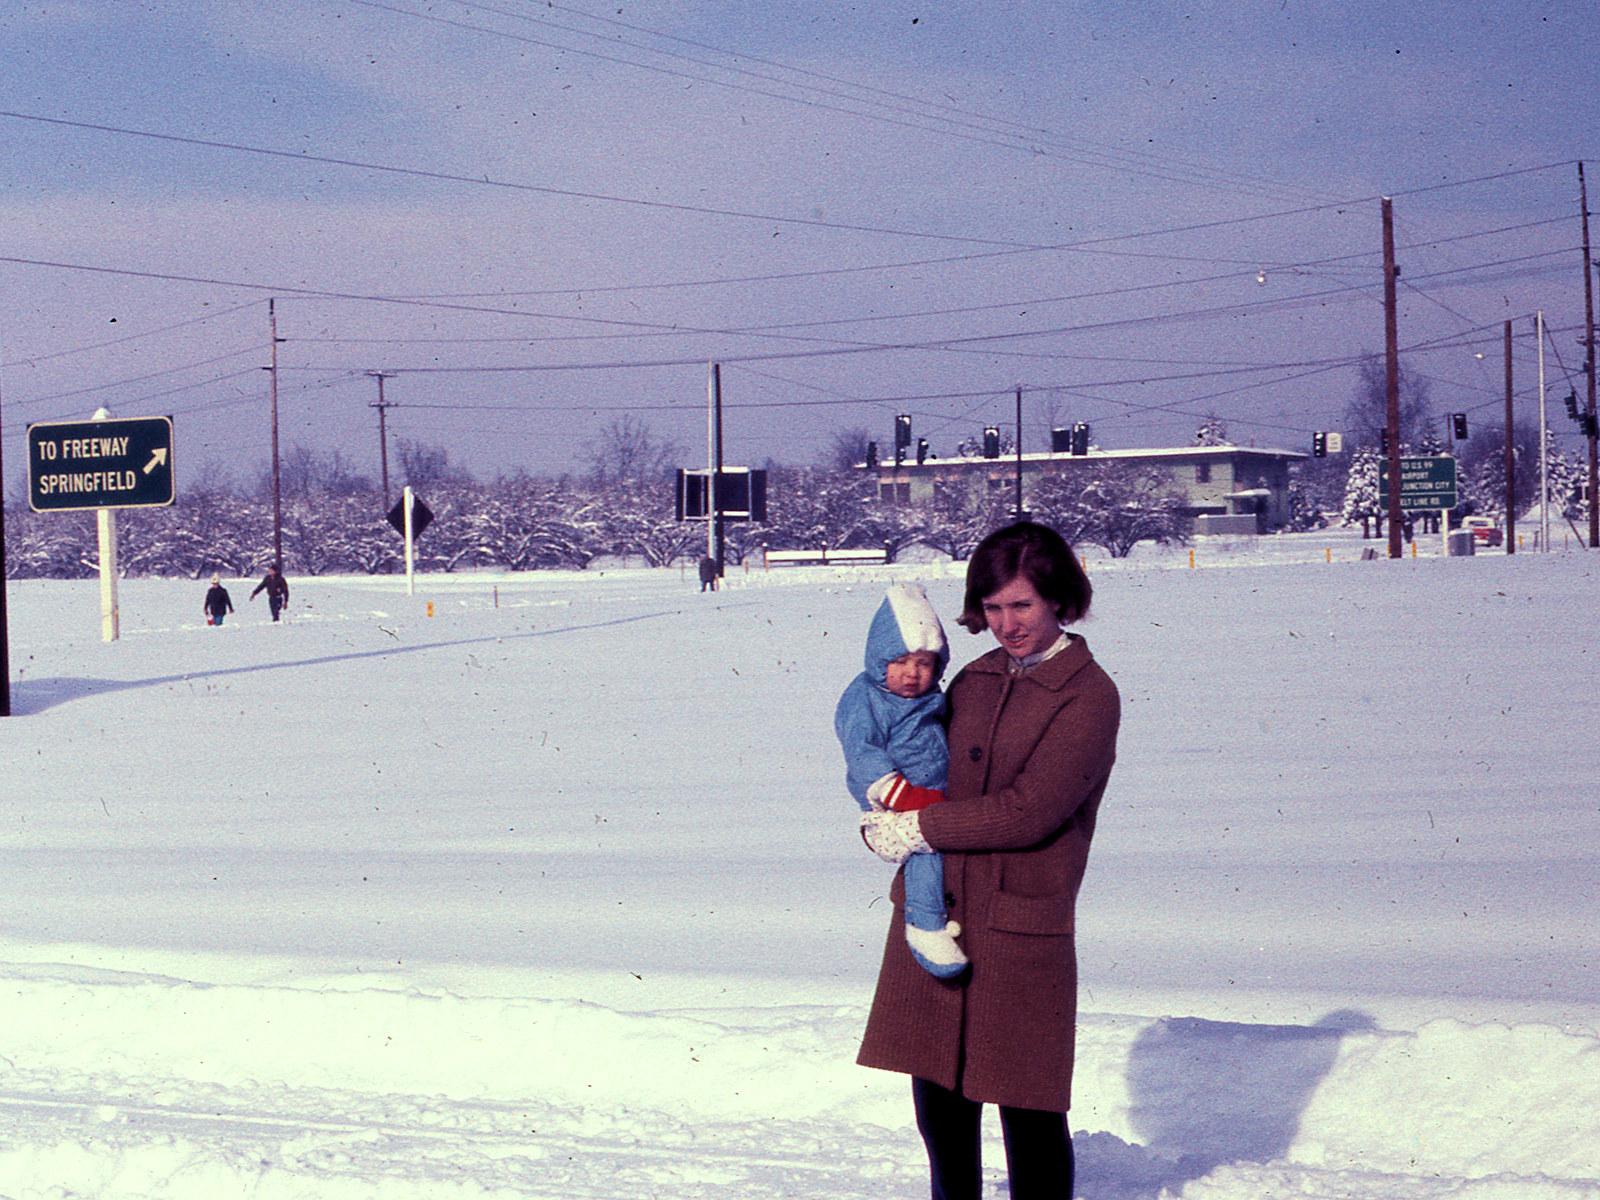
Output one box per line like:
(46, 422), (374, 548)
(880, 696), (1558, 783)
(1312, 432), (1327, 458)
(982, 427), (1001, 458)
(1070, 423), (1089, 456)
(1380, 430), (1390, 453)
(1452, 413), (1468, 440)
(1567, 393), (1581, 422)
(916, 437), (929, 464)
(865, 440), (877, 468)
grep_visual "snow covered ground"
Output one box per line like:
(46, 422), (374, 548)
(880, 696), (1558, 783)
(1, 529), (1597, 1199)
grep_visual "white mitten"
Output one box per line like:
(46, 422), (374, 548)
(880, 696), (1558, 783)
(859, 809), (931, 864)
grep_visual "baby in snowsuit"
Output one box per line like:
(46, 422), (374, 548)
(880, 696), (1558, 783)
(834, 583), (967, 978)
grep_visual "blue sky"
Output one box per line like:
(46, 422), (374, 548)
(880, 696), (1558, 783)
(2, 0), (1596, 492)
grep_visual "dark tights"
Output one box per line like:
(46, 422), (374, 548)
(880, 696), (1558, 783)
(912, 1077), (1074, 1200)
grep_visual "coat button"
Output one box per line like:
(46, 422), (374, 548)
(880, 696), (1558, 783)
(944, 892), (957, 909)
(968, 746), (983, 762)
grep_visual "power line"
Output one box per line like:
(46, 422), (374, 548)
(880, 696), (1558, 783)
(0, 300), (262, 371)
(8, 350), (263, 412)
(0, 109), (1040, 250)
(363, 0), (1334, 203)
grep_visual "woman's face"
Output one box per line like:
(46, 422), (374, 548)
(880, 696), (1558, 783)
(982, 574), (1062, 660)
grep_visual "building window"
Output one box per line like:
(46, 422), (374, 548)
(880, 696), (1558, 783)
(879, 482), (910, 505)
(1196, 463), (1211, 483)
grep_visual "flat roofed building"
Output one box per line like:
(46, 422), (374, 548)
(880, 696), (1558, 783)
(866, 444), (1308, 533)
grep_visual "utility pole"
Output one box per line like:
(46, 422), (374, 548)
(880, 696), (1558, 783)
(707, 362), (725, 578)
(1580, 162), (1598, 547)
(368, 370), (396, 510)
(1538, 311), (1550, 551)
(1014, 385), (1024, 521)
(1504, 320), (1515, 554)
(1382, 198), (1403, 559)
(268, 298), (283, 571)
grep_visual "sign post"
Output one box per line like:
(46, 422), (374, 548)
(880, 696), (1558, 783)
(27, 411), (175, 641)
(98, 504), (119, 642)
(386, 488), (433, 596)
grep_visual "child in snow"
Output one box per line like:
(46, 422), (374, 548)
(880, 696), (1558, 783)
(834, 583), (967, 979)
(203, 574), (234, 626)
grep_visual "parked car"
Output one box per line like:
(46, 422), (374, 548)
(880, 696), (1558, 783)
(1461, 516), (1503, 546)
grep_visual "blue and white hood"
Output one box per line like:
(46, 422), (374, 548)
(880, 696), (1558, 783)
(862, 583), (949, 683)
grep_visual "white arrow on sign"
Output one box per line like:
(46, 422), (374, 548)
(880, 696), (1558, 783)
(143, 448), (169, 475)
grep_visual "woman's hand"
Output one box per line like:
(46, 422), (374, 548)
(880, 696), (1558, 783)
(859, 810), (931, 864)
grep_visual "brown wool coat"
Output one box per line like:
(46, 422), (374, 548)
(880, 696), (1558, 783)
(857, 633), (1120, 1112)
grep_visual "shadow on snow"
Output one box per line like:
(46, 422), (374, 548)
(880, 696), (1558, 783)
(7, 606), (705, 715)
(1076, 1009), (1376, 1199)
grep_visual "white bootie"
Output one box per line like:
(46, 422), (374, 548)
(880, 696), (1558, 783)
(906, 920), (968, 978)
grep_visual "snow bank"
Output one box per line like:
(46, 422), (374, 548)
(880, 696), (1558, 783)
(3, 969), (1598, 1197)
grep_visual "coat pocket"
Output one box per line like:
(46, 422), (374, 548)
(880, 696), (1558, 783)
(988, 889), (1075, 936)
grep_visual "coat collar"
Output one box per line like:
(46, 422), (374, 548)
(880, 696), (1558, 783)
(964, 632), (1093, 691)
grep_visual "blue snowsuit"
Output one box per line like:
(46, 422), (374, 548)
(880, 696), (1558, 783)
(834, 591), (952, 957)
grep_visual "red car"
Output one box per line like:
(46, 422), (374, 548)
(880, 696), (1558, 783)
(1461, 516), (1503, 547)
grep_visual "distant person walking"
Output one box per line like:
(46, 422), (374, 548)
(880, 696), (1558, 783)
(251, 565), (290, 622)
(698, 554), (718, 592)
(857, 521), (1120, 1200)
(203, 574), (234, 626)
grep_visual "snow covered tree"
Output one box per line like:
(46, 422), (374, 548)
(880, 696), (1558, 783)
(1284, 483), (1328, 531)
(1193, 415), (1233, 446)
(1340, 446), (1385, 538)
(861, 501), (934, 563)
(580, 418), (693, 565)
(824, 427), (875, 471)
(1548, 446), (1588, 522)
(1287, 455), (1344, 530)
(468, 475), (597, 571)
(592, 478), (699, 566)
(919, 481), (1015, 560)
(1455, 419), (1543, 521)
(5, 508), (95, 578)
(118, 502), (247, 579)
(1033, 462), (1188, 558)
(761, 466), (877, 552)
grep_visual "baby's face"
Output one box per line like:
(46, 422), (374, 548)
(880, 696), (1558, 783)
(885, 650), (940, 699)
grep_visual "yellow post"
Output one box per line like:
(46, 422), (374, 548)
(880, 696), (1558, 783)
(427, 601), (435, 617)
(1325, 547), (1331, 563)
(1188, 548), (1195, 568)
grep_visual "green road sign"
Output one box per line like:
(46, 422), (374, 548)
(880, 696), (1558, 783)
(1380, 454), (1457, 510)
(27, 416), (175, 512)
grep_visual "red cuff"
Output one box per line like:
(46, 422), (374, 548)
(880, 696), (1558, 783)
(882, 777), (945, 812)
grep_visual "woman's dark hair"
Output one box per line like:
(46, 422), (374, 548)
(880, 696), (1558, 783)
(958, 521), (1092, 634)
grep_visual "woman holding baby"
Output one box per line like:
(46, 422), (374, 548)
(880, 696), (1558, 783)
(859, 521), (1121, 1200)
